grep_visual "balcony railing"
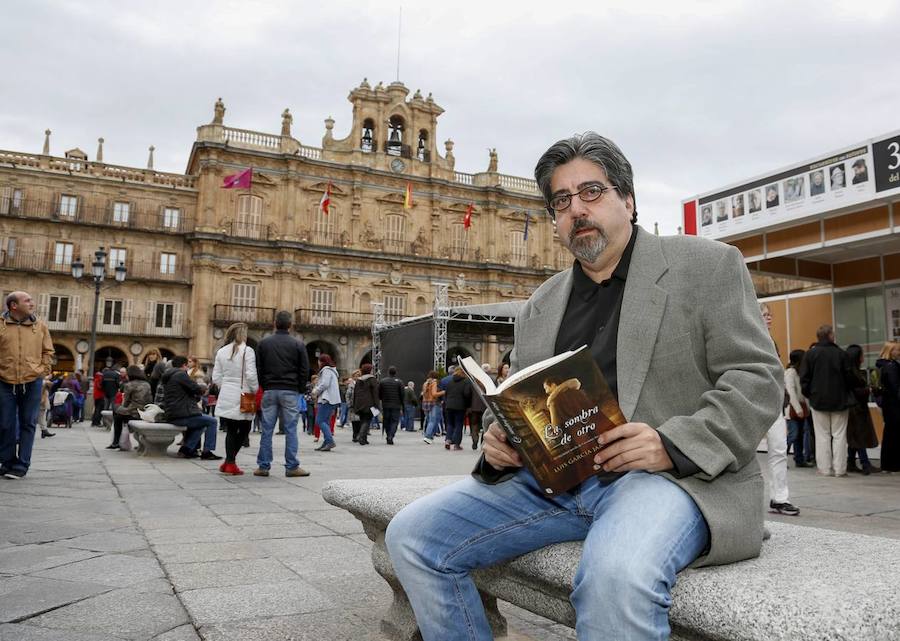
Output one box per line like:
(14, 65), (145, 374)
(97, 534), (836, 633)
(0, 251), (190, 283)
(226, 220), (273, 241)
(43, 312), (189, 337)
(301, 229), (346, 248)
(213, 304), (276, 328)
(294, 308), (374, 332)
(0, 198), (195, 233)
(0, 149), (197, 189)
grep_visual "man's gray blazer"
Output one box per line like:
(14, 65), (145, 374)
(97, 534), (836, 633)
(477, 226), (783, 567)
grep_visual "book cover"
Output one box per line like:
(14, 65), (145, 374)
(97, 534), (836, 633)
(459, 346), (626, 494)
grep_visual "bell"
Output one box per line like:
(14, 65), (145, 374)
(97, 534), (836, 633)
(389, 128), (401, 143)
(417, 137), (425, 152)
(362, 128), (373, 143)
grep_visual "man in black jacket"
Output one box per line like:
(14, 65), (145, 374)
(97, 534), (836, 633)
(162, 356), (220, 459)
(254, 311), (310, 477)
(378, 366), (404, 445)
(800, 324), (856, 477)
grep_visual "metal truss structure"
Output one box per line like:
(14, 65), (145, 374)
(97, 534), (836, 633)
(371, 302), (385, 378)
(433, 283), (450, 373)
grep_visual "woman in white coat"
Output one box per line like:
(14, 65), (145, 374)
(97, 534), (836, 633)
(211, 323), (258, 475)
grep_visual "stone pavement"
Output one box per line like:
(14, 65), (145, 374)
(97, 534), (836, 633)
(1, 421), (897, 641)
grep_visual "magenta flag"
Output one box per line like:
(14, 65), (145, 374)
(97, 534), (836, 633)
(222, 168), (252, 189)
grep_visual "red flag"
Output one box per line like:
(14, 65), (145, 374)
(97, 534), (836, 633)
(464, 204), (473, 230)
(319, 182), (332, 215)
(222, 168), (252, 189)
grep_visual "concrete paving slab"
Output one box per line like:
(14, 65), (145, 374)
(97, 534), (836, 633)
(207, 502), (286, 516)
(235, 522), (334, 540)
(166, 557), (299, 591)
(32, 554), (164, 588)
(153, 540), (266, 564)
(144, 526), (247, 545)
(0, 623), (115, 641)
(0, 576), (110, 623)
(273, 536), (375, 578)
(179, 579), (330, 624)
(0, 544), (98, 574)
(58, 531), (148, 553)
(27, 588), (189, 640)
(304, 509), (366, 534)
(135, 516), (224, 531)
(217, 512), (298, 527)
(199, 610), (385, 641)
(150, 623), (201, 641)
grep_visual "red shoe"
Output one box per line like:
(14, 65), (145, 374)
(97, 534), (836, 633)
(220, 462), (244, 475)
(219, 462), (227, 473)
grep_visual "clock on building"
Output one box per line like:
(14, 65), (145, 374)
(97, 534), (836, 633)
(75, 339), (89, 354)
(390, 158), (406, 173)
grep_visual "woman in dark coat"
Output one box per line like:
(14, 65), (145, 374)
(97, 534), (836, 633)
(351, 364), (379, 446)
(876, 342), (900, 472)
(845, 345), (879, 474)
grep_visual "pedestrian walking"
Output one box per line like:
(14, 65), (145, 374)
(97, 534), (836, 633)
(212, 323), (258, 475)
(37, 375), (54, 439)
(402, 381), (418, 431)
(876, 341), (900, 472)
(467, 364), (490, 449)
(312, 354), (341, 451)
(100, 359), (120, 413)
(90, 369), (105, 426)
(254, 310), (310, 477)
(442, 367), (472, 450)
(378, 366), (404, 444)
(421, 370), (444, 444)
(352, 364), (379, 446)
(0, 291), (55, 479)
(784, 349), (813, 467)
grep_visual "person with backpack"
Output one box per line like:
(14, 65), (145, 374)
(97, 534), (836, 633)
(378, 366), (405, 445)
(876, 341), (900, 472)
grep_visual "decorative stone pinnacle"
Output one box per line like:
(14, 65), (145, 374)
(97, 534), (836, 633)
(96, 137), (104, 162)
(43, 129), (51, 155)
(147, 145), (155, 169)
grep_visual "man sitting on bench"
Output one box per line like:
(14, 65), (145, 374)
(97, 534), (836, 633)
(161, 355), (219, 459)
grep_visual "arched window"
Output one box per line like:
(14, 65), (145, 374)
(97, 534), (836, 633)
(416, 130), (429, 162)
(358, 291), (372, 314)
(236, 195), (263, 239)
(387, 115), (405, 156)
(361, 118), (376, 152)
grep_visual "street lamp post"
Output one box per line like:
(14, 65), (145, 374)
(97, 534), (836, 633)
(71, 246), (126, 420)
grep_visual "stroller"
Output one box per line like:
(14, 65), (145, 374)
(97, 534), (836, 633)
(49, 389), (75, 428)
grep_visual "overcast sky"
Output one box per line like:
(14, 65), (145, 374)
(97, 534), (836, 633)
(3, 0), (898, 233)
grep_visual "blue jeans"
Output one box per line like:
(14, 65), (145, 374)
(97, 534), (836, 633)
(445, 408), (465, 446)
(316, 402), (338, 446)
(170, 414), (215, 452)
(386, 470), (709, 641)
(258, 390), (301, 470)
(0, 378), (43, 474)
(338, 401), (348, 426)
(424, 405), (443, 439)
(382, 407), (401, 441)
(402, 404), (417, 430)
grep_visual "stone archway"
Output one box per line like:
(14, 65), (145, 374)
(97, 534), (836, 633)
(52, 343), (75, 374)
(307, 340), (339, 372)
(447, 345), (474, 367)
(359, 350), (372, 368)
(94, 345), (128, 369)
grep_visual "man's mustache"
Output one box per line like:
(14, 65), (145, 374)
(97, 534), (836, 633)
(569, 218), (606, 243)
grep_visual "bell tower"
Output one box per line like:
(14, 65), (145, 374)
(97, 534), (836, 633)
(321, 79), (453, 179)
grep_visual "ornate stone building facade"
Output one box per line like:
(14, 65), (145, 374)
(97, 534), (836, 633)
(0, 81), (568, 372)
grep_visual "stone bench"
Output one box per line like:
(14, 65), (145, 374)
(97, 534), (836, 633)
(323, 475), (900, 641)
(100, 409), (113, 430)
(127, 420), (186, 457)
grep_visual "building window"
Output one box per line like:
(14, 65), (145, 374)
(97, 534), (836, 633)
(385, 214), (405, 252)
(0, 187), (23, 215)
(236, 195), (262, 237)
(509, 231), (527, 266)
(451, 223), (467, 254)
(311, 288), (335, 324)
(155, 303), (174, 328)
(48, 295), (69, 323)
(313, 206), (334, 242)
(160, 253), (176, 275)
(231, 282), (258, 322)
(59, 194), (78, 218)
(108, 247), (127, 270)
(113, 201), (130, 223)
(384, 294), (406, 321)
(103, 299), (123, 326)
(54, 241), (73, 267)
(5, 237), (16, 258)
(163, 207), (180, 229)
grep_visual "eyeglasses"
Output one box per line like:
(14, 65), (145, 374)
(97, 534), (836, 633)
(547, 184), (619, 217)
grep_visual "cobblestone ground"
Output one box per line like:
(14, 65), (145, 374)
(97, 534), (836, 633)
(0, 421), (897, 640)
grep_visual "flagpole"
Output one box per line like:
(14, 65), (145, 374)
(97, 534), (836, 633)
(396, 6), (402, 82)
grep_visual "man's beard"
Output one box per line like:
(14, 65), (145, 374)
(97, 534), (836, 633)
(566, 218), (609, 264)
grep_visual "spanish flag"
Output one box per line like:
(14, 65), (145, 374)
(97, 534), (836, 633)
(404, 182), (413, 209)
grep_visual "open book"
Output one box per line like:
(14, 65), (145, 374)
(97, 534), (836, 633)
(458, 346), (626, 494)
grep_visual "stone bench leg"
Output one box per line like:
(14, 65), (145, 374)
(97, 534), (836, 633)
(365, 523), (506, 641)
(137, 433), (177, 457)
